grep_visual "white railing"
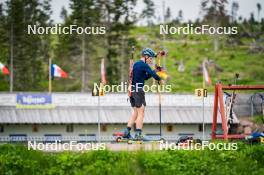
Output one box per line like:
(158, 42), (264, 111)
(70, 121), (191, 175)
(0, 93), (215, 107)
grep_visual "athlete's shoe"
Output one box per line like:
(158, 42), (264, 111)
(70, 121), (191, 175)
(123, 128), (132, 139)
(134, 133), (145, 141)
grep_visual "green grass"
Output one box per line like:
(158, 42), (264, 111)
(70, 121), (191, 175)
(253, 115), (264, 124)
(131, 26), (264, 93)
(0, 143), (264, 175)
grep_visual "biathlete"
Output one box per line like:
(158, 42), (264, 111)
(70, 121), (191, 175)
(123, 48), (162, 140)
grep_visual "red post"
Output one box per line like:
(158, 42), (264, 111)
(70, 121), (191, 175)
(212, 84), (264, 140)
(218, 84), (228, 140)
(211, 84), (219, 140)
(222, 85), (264, 90)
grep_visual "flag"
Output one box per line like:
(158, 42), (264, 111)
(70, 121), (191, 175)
(51, 64), (68, 79)
(101, 59), (106, 84)
(202, 60), (211, 85)
(0, 62), (9, 75)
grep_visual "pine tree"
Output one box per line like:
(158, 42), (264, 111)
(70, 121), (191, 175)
(55, 0), (102, 91)
(4, 0), (52, 91)
(60, 6), (68, 22)
(201, 0), (229, 25)
(256, 3), (261, 22)
(99, 0), (137, 85)
(165, 7), (171, 23)
(231, 1), (239, 23)
(177, 10), (183, 23)
(201, 0), (229, 52)
(55, 0), (137, 90)
(0, 3), (8, 62)
(141, 0), (155, 26)
(0, 3), (10, 90)
(249, 12), (255, 25)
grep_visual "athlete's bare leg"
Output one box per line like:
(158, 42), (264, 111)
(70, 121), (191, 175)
(135, 105), (145, 129)
(127, 107), (138, 127)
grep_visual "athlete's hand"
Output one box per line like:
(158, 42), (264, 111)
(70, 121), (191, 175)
(158, 80), (165, 85)
(155, 64), (162, 72)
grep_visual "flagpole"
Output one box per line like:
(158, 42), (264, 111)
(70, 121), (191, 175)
(97, 88), (101, 143)
(49, 57), (52, 93)
(97, 58), (106, 143)
(202, 60), (205, 141)
(203, 60), (206, 89)
(10, 22), (14, 92)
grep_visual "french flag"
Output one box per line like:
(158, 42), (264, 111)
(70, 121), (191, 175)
(203, 60), (211, 85)
(51, 64), (68, 79)
(0, 62), (9, 75)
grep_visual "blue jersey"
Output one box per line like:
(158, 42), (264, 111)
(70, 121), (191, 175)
(132, 60), (161, 90)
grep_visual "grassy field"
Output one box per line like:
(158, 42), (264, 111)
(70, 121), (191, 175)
(0, 143), (263, 175)
(131, 26), (264, 92)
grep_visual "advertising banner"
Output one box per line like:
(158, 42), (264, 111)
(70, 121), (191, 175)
(16, 93), (55, 108)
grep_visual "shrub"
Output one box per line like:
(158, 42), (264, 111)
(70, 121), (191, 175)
(0, 143), (263, 175)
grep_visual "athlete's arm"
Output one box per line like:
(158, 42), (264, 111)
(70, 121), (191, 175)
(144, 64), (161, 81)
(145, 72), (152, 80)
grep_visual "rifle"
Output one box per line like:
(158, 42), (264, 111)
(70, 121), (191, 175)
(226, 73), (239, 132)
(155, 51), (169, 82)
(128, 46), (135, 97)
(261, 94), (264, 123)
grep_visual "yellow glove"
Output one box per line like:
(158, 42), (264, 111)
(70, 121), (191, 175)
(157, 71), (169, 80)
